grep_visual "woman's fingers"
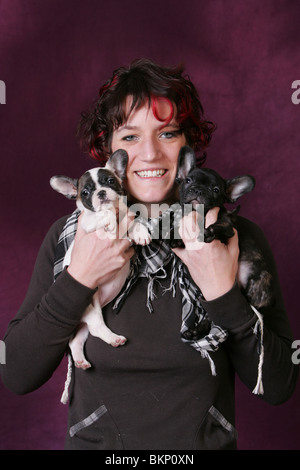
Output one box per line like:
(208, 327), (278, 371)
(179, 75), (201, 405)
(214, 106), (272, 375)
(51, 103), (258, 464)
(205, 207), (220, 228)
(176, 207), (220, 251)
(67, 211), (136, 289)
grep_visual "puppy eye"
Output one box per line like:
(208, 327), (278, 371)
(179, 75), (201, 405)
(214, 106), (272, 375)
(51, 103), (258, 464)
(81, 188), (90, 197)
(213, 187), (220, 193)
(107, 177), (116, 185)
(185, 177), (192, 184)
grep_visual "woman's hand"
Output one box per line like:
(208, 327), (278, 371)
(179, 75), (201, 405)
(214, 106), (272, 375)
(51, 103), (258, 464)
(67, 213), (135, 290)
(172, 207), (240, 301)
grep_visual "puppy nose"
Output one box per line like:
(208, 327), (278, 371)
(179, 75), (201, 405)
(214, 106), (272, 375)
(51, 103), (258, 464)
(194, 188), (202, 196)
(98, 190), (106, 199)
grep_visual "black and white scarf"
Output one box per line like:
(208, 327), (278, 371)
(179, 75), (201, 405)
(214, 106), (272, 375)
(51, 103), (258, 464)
(54, 208), (264, 394)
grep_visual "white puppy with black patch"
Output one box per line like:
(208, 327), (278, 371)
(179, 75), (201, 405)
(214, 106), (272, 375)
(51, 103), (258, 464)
(50, 149), (151, 370)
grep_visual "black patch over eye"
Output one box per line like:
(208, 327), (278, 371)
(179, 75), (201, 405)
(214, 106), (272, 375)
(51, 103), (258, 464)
(107, 177), (116, 185)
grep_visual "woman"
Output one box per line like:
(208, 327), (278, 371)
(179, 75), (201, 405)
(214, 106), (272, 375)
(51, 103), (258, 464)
(1, 59), (298, 450)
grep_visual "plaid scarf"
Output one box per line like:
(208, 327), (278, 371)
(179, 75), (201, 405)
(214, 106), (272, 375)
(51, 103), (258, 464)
(54, 209), (229, 375)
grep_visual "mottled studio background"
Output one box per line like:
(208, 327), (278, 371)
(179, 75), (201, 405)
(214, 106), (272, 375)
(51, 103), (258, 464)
(0, 0), (299, 450)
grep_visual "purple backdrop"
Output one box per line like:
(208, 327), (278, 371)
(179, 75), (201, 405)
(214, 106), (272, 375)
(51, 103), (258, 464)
(0, 0), (299, 450)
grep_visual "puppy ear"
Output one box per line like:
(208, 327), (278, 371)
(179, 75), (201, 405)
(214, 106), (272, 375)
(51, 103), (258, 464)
(50, 176), (78, 199)
(106, 149), (128, 181)
(226, 175), (255, 203)
(176, 146), (196, 181)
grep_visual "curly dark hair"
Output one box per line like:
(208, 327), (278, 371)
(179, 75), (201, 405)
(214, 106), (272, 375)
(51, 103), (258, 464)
(77, 58), (216, 166)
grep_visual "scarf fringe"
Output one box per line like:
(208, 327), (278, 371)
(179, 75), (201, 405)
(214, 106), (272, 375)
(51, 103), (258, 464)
(251, 305), (264, 395)
(146, 275), (156, 312)
(200, 350), (217, 376)
(61, 354), (73, 404)
(162, 255), (179, 298)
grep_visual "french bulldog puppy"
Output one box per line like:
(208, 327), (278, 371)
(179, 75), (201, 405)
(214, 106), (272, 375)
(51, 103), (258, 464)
(174, 146), (273, 316)
(50, 149), (151, 369)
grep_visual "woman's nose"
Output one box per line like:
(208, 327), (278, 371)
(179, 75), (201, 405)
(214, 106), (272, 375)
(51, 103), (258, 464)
(140, 137), (162, 161)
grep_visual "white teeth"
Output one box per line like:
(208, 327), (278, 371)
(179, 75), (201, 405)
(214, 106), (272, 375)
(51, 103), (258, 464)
(136, 169), (166, 178)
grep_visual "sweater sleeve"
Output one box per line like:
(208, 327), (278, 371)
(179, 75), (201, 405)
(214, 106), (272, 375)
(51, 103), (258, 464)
(0, 216), (97, 395)
(200, 216), (299, 405)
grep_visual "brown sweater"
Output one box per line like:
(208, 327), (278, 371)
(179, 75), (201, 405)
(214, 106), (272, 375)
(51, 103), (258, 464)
(0, 215), (298, 450)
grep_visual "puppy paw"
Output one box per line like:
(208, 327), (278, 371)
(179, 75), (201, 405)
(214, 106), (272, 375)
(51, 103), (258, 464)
(104, 221), (117, 233)
(169, 238), (185, 248)
(74, 359), (91, 369)
(204, 226), (215, 243)
(137, 233), (152, 246)
(96, 212), (117, 233)
(182, 319), (212, 341)
(129, 223), (151, 246)
(110, 335), (127, 347)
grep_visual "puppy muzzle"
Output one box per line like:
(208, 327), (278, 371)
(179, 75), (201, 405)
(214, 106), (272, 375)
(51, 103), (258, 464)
(182, 187), (210, 205)
(98, 190), (107, 200)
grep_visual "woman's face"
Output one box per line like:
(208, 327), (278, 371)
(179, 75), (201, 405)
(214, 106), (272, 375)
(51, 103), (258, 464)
(111, 98), (186, 211)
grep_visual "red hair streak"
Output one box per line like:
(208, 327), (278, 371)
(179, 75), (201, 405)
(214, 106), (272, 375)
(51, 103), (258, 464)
(99, 74), (118, 97)
(151, 96), (174, 128)
(90, 131), (105, 161)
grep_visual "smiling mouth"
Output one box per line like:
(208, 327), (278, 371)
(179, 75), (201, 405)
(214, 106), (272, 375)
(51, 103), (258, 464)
(136, 169), (167, 178)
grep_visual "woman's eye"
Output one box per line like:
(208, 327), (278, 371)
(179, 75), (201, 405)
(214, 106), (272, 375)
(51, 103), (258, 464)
(122, 135), (137, 142)
(160, 129), (181, 139)
(160, 131), (177, 139)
